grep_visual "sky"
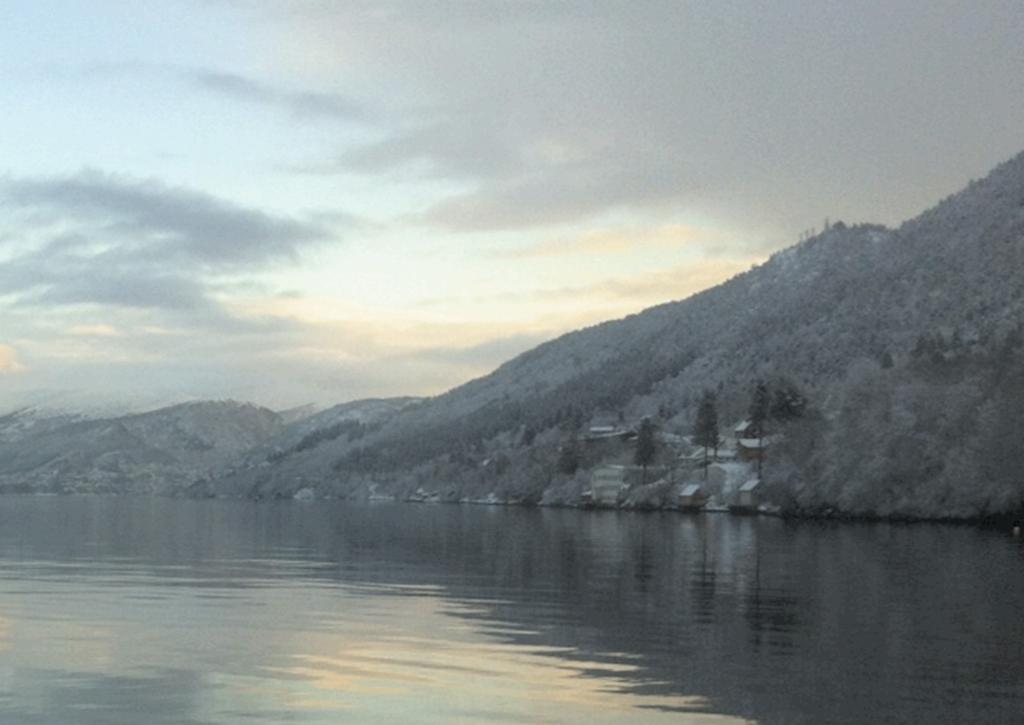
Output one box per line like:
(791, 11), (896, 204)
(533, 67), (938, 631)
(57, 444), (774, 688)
(2, 1), (1023, 411)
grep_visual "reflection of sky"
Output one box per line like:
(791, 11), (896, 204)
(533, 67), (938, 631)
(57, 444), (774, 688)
(2, 497), (1023, 724)
(0, 563), (746, 724)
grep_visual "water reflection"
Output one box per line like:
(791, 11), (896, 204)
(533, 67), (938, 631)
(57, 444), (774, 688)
(0, 497), (1022, 723)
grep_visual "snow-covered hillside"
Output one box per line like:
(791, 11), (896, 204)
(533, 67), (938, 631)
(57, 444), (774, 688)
(200, 149), (1024, 517)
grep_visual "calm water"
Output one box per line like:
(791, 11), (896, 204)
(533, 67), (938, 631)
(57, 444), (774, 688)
(0, 497), (1022, 724)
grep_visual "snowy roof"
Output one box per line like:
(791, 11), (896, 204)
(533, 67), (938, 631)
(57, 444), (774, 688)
(739, 479), (761, 492)
(680, 483), (702, 496)
(738, 438), (766, 449)
(734, 419), (753, 432)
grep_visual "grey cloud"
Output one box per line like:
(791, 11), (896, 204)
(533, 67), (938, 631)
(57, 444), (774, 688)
(34, 271), (211, 312)
(419, 155), (686, 231)
(185, 68), (366, 123)
(0, 171), (337, 337)
(2, 169), (330, 269)
(69, 61), (367, 124)
(285, 1), (1024, 238)
(341, 121), (523, 180)
(2, 242), (223, 322)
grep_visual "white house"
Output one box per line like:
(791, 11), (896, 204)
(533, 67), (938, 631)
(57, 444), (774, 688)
(583, 465), (629, 506)
(733, 479), (761, 511)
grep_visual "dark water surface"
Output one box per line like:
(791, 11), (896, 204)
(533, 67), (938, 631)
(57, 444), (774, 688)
(0, 497), (1021, 724)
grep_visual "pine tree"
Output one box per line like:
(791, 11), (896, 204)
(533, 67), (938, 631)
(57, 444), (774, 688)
(557, 436), (580, 475)
(770, 379), (806, 422)
(749, 381), (770, 435)
(749, 380), (770, 480)
(693, 390), (720, 481)
(634, 418), (657, 484)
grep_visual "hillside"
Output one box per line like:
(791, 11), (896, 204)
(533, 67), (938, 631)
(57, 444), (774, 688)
(200, 150), (1024, 518)
(0, 401), (283, 494)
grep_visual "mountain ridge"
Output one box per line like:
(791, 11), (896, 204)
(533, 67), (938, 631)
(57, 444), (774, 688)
(203, 148), (1024, 513)
(3, 149), (1024, 517)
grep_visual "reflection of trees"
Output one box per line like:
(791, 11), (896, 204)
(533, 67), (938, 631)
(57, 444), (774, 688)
(740, 523), (802, 653)
(4, 499), (1024, 724)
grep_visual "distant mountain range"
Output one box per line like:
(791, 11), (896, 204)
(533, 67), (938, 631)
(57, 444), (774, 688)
(3, 150), (1024, 519)
(0, 398), (416, 495)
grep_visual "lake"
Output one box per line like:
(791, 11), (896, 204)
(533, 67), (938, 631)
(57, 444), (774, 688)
(0, 497), (1021, 724)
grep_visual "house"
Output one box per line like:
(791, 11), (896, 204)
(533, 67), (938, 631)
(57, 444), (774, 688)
(582, 465), (629, 507)
(679, 445), (709, 467)
(737, 437), (766, 462)
(715, 446), (738, 461)
(731, 479), (761, 513)
(584, 424), (632, 442)
(733, 419), (758, 439)
(678, 483), (708, 511)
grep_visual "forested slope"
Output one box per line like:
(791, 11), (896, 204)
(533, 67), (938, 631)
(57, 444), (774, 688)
(202, 151), (1024, 517)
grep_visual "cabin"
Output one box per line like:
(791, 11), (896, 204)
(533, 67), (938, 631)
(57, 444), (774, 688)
(731, 479), (761, 513)
(737, 437), (766, 462)
(584, 424), (633, 442)
(678, 483), (708, 511)
(679, 445), (709, 467)
(734, 419), (758, 439)
(582, 465), (629, 507)
(715, 446), (738, 461)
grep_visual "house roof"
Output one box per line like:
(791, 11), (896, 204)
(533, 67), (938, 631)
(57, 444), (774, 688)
(738, 438), (766, 449)
(734, 419), (753, 432)
(739, 479), (761, 492)
(680, 483), (703, 496)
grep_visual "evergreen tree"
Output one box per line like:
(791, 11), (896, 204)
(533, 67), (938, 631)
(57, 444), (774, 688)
(557, 436), (580, 475)
(749, 380), (770, 436)
(770, 379), (806, 422)
(634, 418), (657, 484)
(749, 380), (770, 479)
(693, 390), (720, 481)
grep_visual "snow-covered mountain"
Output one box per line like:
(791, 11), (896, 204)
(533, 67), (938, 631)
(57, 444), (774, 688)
(0, 401), (283, 494)
(200, 149), (1024, 517)
(0, 397), (420, 496)
(4, 149), (1024, 518)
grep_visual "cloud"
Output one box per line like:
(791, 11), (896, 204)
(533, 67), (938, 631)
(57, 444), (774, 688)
(67, 325), (122, 338)
(418, 257), (758, 314)
(263, 1), (1024, 237)
(184, 68), (367, 123)
(68, 61), (367, 124)
(492, 224), (721, 259)
(2, 169), (330, 269)
(0, 170), (343, 357)
(0, 345), (25, 373)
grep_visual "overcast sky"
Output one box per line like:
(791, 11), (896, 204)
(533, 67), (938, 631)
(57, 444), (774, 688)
(2, 1), (1023, 410)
